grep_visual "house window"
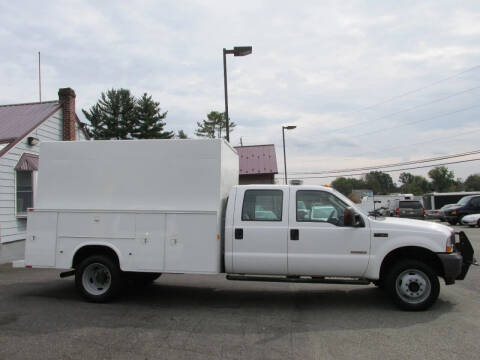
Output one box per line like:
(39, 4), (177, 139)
(16, 171), (33, 216)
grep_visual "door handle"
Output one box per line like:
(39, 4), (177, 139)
(290, 229), (299, 240)
(235, 228), (243, 240)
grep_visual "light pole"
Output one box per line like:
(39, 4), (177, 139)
(282, 125), (296, 185)
(223, 46), (252, 142)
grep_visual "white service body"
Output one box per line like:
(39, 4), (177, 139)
(26, 139), (238, 274)
(21, 139), (474, 310)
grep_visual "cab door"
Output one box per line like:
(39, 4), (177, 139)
(288, 189), (371, 277)
(232, 187), (289, 275)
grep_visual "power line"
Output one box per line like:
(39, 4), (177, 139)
(354, 103), (480, 138)
(289, 157), (480, 180)
(341, 64), (480, 115)
(324, 85), (480, 135)
(354, 127), (479, 157)
(281, 149), (480, 175)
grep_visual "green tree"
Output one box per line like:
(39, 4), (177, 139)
(132, 93), (173, 139)
(428, 166), (455, 192)
(398, 172), (430, 195)
(195, 111), (236, 139)
(83, 88), (136, 139)
(364, 171), (396, 195)
(330, 177), (367, 196)
(464, 173), (480, 191)
(176, 130), (188, 139)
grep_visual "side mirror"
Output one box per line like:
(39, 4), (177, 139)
(344, 207), (364, 227)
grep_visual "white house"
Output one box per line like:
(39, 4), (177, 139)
(0, 88), (89, 263)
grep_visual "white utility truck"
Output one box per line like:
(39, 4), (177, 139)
(17, 139), (476, 310)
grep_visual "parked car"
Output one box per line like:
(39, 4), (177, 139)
(461, 213), (480, 227)
(444, 195), (480, 225)
(394, 200), (425, 219)
(436, 204), (458, 222)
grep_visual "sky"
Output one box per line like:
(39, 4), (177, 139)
(1, 0), (479, 185)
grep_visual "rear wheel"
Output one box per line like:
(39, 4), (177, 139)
(386, 259), (439, 311)
(75, 255), (122, 302)
(448, 219), (457, 225)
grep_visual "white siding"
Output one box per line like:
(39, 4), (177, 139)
(0, 109), (63, 243)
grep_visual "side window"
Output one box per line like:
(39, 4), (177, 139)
(296, 190), (348, 226)
(16, 170), (33, 216)
(241, 190), (283, 221)
(472, 197), (480, 209)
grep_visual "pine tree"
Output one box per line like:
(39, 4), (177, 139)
(82, 89), (137, 139)
(195, 111), (236, 139)
(133, 93), (173, 139)
(176, 130), (188, 139)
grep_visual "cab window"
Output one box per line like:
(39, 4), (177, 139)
(242, 190), (283, 221)
(296, 190), (348, 226)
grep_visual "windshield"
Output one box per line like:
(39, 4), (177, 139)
(457, 196), (472, 206)
(328, 187), (368, 216)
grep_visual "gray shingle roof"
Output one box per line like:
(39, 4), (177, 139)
(0, 101), (61, 142)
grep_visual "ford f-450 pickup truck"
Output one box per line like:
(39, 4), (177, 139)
(16, 140), (476, 310)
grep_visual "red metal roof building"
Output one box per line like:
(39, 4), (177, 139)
(234, 144), (278, 184)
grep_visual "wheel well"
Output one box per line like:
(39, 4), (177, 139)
(379, 246), (444, 281)
(72, 245), (119, 269)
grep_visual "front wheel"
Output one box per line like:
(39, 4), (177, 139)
(386, 260), (440, 311)
(75, 255), (122, 302)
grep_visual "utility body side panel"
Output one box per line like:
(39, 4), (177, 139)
(25, 211), (57, 267)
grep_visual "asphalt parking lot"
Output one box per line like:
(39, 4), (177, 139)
(0, 223), (479, 360)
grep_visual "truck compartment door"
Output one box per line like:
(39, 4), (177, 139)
(25, 211), (58, 267)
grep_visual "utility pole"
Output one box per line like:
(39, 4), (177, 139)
(38, 51), (42, 103)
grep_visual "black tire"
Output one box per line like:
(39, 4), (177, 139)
(385, 259), (440, 311)
(448, 219), (457, 225)
(477, 219), (480, 228)
(75, 255), (122, 302)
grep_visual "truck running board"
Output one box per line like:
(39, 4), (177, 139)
(226, 275), (371, 285)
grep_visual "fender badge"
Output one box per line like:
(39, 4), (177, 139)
(374, 233), (388, 237)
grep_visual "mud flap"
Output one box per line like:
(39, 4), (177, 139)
(456, 231), (477, 280)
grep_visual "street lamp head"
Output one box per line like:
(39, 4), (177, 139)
(233, 46), (253, 56)
(283, 125), (296, 130)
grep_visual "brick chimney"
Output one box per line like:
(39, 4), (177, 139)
(58, 88), (76, 141)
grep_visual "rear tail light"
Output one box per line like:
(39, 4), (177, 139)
(395, 208), (400, 216)
(423, 208), (426, 216)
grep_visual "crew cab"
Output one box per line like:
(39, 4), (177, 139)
(15, 139), (476, 311)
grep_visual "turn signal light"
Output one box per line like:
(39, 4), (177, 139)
(452, 210), (457, 215)
(446, 246), (453, 253)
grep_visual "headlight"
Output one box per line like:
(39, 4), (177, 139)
(446, 232), (455, 253)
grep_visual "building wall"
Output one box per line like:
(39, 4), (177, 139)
(239, 173), (275, 185)
(0, 108), (87, 263)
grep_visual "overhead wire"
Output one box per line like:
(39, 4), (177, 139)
(289, 157), (480, 180)
(324, 85), (480, 135)
(340, 64), (480, 116)
(281, 149), (480, 175)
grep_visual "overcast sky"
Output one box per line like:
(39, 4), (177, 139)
(1, 0), (479, 185)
